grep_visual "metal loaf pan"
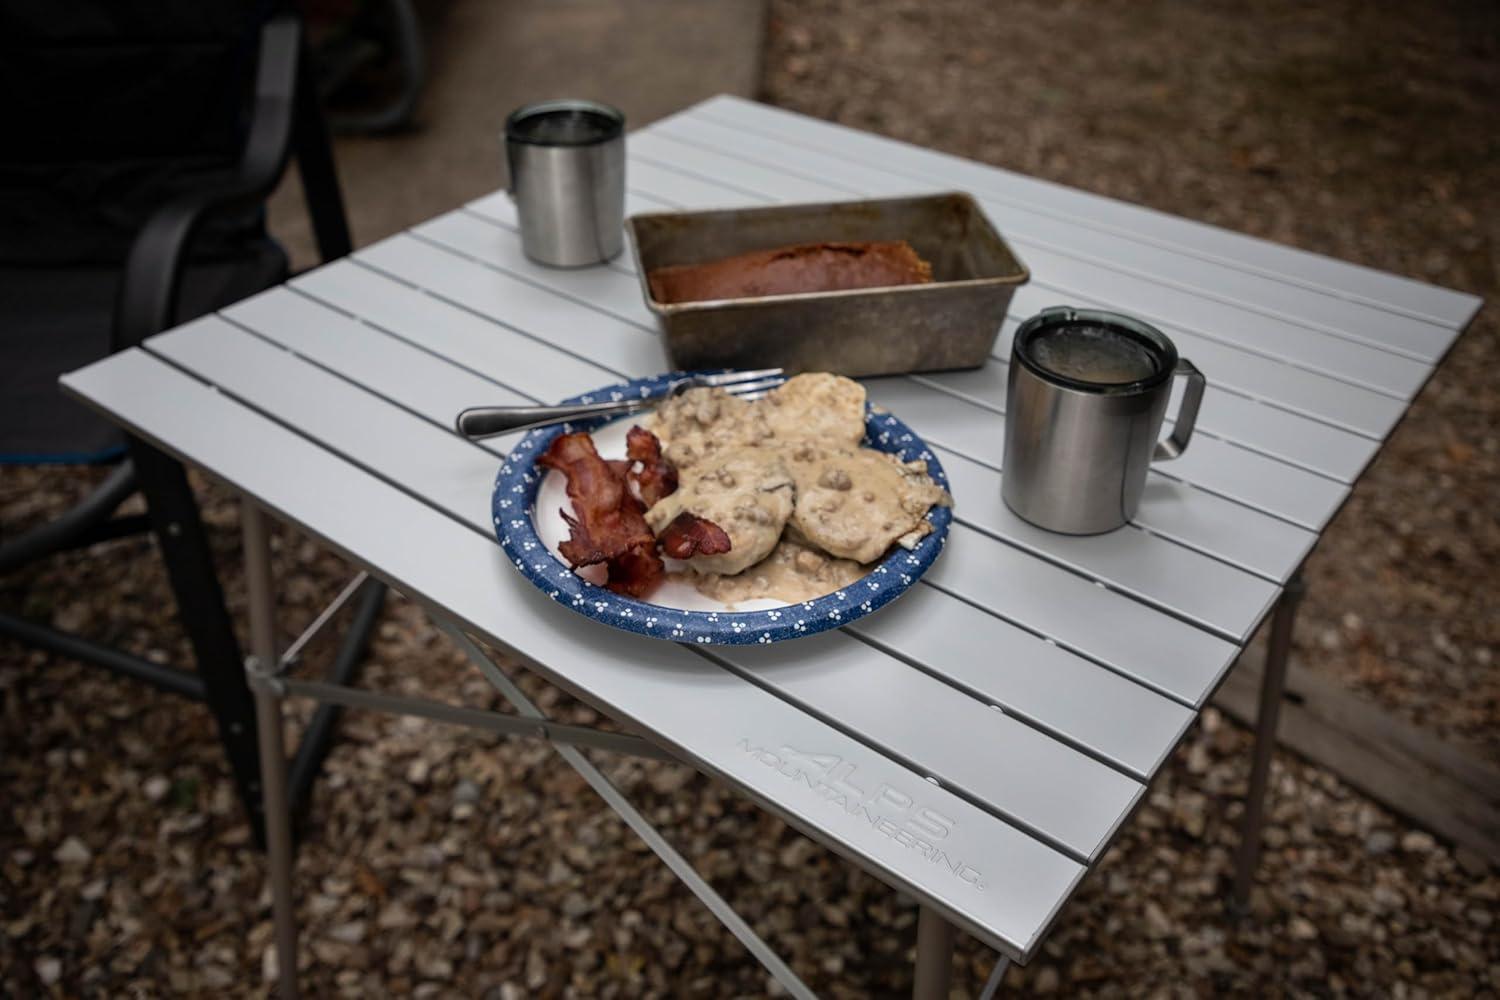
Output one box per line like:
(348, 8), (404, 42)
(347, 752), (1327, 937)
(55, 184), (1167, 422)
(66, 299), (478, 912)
(625, 192), (1028, 377)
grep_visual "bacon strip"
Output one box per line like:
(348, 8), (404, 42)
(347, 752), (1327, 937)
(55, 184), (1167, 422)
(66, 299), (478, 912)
(538, 432), (664, 596)
(604, 546), (666, 598)
(625, 425), (678, 507)
(539, 432), (637, 564)
(658, 511), (733, 560)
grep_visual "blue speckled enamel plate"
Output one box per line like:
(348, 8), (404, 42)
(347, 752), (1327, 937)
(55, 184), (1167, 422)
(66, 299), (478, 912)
(494, 373), (951, 645)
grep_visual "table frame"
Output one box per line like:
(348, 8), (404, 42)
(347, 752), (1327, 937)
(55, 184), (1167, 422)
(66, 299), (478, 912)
(239, 494), (1303, 998)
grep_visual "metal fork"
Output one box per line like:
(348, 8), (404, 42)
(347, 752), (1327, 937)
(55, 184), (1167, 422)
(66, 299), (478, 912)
(455, 368), (785, 440)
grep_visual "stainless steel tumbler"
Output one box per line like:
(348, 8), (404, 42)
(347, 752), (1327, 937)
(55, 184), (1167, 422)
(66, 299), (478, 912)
(1002, 307), (1206, 534)
(504, 99), (625, 267)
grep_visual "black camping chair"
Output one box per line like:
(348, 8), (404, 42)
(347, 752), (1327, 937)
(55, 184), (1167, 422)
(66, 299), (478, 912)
(0, 1), (385, 844)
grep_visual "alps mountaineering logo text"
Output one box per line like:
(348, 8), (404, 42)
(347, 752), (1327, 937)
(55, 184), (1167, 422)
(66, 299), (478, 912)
(738, 739), (985, 891)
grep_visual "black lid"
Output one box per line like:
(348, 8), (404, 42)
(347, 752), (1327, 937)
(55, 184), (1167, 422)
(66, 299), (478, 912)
(1013, 306), (1177, 395)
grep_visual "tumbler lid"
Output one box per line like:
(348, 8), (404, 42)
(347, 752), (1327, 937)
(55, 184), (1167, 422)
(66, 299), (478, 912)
(506, 99), (624, 147)
(1014, 306), (1177, 395)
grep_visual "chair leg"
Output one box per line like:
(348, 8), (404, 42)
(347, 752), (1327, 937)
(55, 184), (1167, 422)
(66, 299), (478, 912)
(128, 437), (265, 845)
(322, 0), (427, 135)
(0, 611), (205, 700)
(294, 41), (353, 264)
(0, 460), (137, 574)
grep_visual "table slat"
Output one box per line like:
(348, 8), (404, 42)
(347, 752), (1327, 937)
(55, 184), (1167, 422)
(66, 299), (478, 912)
(843, 585), (1195, 778)
(415, 214), (656, 326)
(930, 450), (1281, 643)
(930, 523), (1239, 708)
(291, 262), (621, 402)
(710, 632), (1146, 862)
(149, 318), (502, 532)
(356, 237), (667, 378)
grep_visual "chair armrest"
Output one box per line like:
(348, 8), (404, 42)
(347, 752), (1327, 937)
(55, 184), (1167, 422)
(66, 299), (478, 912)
(112, 13), (302, 350)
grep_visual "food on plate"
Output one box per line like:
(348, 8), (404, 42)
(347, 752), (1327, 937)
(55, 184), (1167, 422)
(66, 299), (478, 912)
(646, 240), (934, 305)
(687, 538), (866, 605)
(648, 373), (949, 602)
(657, 512), (732, 560)
(760, 371), (867, 451)
(785, 444), (949, 563)
(643, 447), (795, 576)
(650, 385), (770, 470)
(539, 373), (950, 607)
(624, 424), (677, 506)
(537, 432), (664, 597)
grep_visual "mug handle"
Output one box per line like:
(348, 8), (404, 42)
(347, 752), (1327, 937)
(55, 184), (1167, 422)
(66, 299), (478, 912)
(1153, 358), (1205, 462)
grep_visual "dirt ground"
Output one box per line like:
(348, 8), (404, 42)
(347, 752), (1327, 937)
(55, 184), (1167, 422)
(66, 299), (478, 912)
(3, 0), (1498, 996)
(761, 0), (1499, 761)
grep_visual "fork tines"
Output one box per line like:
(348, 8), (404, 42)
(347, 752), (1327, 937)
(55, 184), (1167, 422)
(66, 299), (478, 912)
(724, 377), (785, 401)
(717, 368), (786, 401)
(702, 367), (783, 387)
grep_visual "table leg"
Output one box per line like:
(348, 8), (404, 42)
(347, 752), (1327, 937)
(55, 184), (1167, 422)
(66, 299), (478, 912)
(1232, 574), (1306, 906)
(913, 905), (956, 1000)
(979, 954), (1011, 999)
(241, 499), (300, 999)
(437, 622), (817, 1000)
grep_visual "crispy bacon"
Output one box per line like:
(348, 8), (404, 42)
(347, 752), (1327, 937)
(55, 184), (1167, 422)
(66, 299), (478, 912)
(539, 433), (636, 563)
(625, 426), (678, 507)
(604, 545), (666, 598)
(539, 432), (664, 595)
(658, 511), (733, 560)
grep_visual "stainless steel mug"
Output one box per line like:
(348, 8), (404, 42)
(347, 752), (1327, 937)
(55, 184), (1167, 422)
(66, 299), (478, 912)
(1002, 306), (1206, 534)
(504, 99), (625, 267)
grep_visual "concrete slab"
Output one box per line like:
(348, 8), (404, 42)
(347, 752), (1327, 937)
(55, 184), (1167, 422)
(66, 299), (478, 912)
(270, 0), (766, 268)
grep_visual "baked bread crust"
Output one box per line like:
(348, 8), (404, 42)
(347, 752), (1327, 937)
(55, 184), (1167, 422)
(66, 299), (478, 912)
(647, 240), (933, 304)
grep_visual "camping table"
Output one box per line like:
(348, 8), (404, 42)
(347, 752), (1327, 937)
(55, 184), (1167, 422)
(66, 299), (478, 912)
(61, 96), (1480, 997)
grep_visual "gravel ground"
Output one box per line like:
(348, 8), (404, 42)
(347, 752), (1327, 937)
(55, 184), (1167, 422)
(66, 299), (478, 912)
(4, 0), (1498, 995)
(763, 0), (1500, 762)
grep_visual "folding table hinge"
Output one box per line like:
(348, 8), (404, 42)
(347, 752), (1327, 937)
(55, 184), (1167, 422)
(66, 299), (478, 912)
(245, 654), (289, 696)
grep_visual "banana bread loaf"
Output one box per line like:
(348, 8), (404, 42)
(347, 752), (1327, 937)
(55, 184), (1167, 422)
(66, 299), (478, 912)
(647, 240), (933, 304)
